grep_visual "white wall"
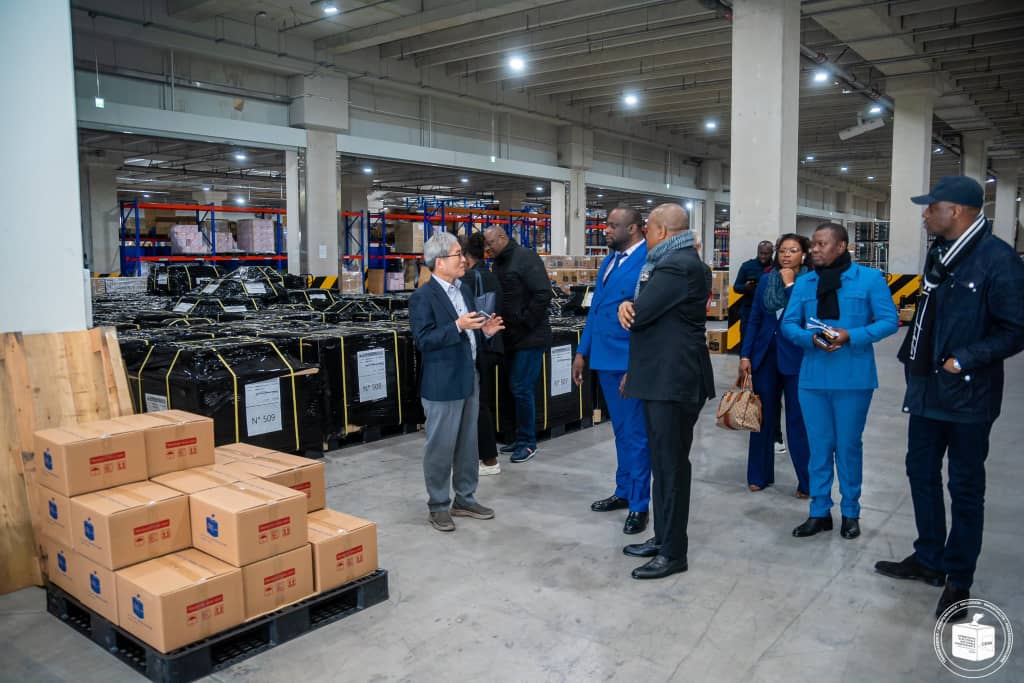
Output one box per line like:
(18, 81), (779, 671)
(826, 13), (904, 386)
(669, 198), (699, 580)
(1, 2), (88, 333)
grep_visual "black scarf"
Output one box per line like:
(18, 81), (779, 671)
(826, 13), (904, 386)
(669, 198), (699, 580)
(815, 251), (852, 320)
(899, 216), (988, 375)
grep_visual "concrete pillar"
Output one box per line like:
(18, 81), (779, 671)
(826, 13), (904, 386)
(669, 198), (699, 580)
(567, 169), (587, 256)
(285, 150), (301, 273)
(992, 160), (1020, 246)
(299, 130), (340, 276)
(1, 1), (87, 333)
(960, 131), (992, 185)
(549, 181), (567, 255)
(701, 193), (717, 265)
(728, 0), (800, 282)
(340, 174), (371, 257)
(79, 159), (121, 275)
(887, 76), (940, 274)
(494, 191), (528, 212)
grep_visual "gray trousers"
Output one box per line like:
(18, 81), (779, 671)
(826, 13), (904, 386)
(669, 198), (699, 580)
(421, 373), (480, 512)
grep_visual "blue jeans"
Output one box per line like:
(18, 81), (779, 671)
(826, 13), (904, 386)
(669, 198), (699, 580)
(907, 415), (991, 590)
(597, 370), (651, 512)
(799, 388), (873, 518)
(747, 349), (810, 494)
(509, 348), (543, 449)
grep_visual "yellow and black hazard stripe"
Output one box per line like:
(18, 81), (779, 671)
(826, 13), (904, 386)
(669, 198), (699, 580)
(92, 273), (121, 278)
(309, 276), (338, 290)
(726, 289), (746, 353)
(887, 274), (922, 307)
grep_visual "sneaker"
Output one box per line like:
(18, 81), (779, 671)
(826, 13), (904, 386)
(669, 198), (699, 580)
(499, 442), (520, 454)
(479, 461), (501, 476)
(775, 442), (787, 454)
(429, 510), (456, 532)
(451, 502), (495, 519)
(510, 446), (537, 463)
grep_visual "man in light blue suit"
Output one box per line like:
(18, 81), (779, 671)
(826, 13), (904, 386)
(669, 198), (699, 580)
(781, 223), (898, 541)
(572, 207), (651, 535)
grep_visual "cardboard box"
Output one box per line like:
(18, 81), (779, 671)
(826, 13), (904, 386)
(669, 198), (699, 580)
(71, 481), (191, 569)
(306, 509), (378, 593)
(393, 221), (424, 254)
(216, 451), (325, 512)
(41, 538), (120, 623)
(151, 464), (248, 495)
(37, 486), (73, 546)
(707, 330), (728, 354)
(34, 420), (148, 496)
(241, 544), (314, 620)
(189, 479), (308, 567)
(215, 443), (279, 460)
(116, 549), (245, 653)
(899, 306), (916, 323)
(115, 411), (215, 477)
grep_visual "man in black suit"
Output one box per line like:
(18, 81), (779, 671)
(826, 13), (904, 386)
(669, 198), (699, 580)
(409, 232), (505, 532)
(617, 203), (715, 579)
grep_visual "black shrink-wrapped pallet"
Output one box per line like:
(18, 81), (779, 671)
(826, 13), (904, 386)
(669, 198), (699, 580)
(147, 264), (221, 296)
(132, 336), (324, 452)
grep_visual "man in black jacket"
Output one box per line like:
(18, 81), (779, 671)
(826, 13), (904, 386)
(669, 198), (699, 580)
(617, 203), (716, 580)
(875, 176), (1024, 620)
(483, 227), (552, 464)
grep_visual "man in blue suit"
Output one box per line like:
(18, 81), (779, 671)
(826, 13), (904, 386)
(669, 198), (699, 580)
(781, 223), (898, 540)
(409, 232), (505, 533)
(572, 207), (651, 535)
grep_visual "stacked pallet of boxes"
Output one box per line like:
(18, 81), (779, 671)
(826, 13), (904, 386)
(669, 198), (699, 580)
(707, 271), (730, 320)
(540, 255), (601, 287)
(33, 410), (379, 656)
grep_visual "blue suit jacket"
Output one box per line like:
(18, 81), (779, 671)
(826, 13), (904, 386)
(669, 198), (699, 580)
(577, 242), (647, 372)
(740, 273), (803, 375)
(409, 277), (484, 401)
(781, 263), (898, 390)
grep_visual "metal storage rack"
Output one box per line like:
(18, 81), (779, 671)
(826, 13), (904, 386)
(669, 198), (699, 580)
(853, 220), (890, 273)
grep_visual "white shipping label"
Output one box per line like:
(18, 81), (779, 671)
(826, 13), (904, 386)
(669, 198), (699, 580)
(202, 283), (219, 294)
(245, 378), (282, 436)
(310, 292), (326, 300)
(157, 274), (168, 285)
(173, 302), (193, 313)
(224, 305), (248, 313)
(550, 344), (573, 397)
(357, 349), (388, 403)
(243, 282), (267, 295)
(144, 393), (168, 412)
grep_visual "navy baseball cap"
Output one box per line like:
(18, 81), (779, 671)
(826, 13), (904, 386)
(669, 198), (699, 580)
(910, 176), (984, 208)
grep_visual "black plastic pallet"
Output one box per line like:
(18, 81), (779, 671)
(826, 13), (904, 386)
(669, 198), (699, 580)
(46, 569), (388, 683)
(498, 416), (594, 445)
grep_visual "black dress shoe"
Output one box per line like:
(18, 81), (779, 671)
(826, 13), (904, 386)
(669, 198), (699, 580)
(591, 495), (630, 512)
(632, 555), (688, 580)
(623, 511), (648, 535)
(792, 516), (833, 537)
(623, 537), (660, 558)
(840, 516), (860, 539)
(935, 580), (970, 621)
(875, 554), (946, 587)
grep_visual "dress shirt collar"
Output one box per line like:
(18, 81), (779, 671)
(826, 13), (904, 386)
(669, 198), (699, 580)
(617, 239), (645, 260)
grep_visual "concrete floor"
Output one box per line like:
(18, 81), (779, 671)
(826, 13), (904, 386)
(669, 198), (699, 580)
(2, 333), (1022, 683)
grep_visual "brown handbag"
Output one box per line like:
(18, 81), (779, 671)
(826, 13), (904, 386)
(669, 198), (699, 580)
(715, 375), (763, 432)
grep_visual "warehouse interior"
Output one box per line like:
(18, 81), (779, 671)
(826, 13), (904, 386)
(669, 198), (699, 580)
(2, 0), (1023, 681)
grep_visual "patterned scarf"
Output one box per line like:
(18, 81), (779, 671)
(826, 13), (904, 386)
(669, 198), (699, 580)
(761, 265), (809, 313)
(635, 230), (695, 299)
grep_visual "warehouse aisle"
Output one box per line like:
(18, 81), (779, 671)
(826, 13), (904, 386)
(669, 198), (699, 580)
(2, 334), (1022, 683)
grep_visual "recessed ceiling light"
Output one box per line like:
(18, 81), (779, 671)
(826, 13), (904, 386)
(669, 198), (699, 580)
(596, 194), (604, 198)
(721, 208), (728, 213)
(685, 201), (693, 209)
(323, 3), (339, 15)
(460, 177), (469, 183)
(122, 130), (133, 134)
(235, 152), (247, 161)
(840, 166), (849, 172)
(705, 120), (717, 131)
(806, 155), (815, 161)
(869, 105), (883, 114)
(623, 93), (639, 107)
(535, 185), (544, 192)
(362, 166), (372, 174)
(201, 185), (211, 191)
(867, 175), (876, 180)
(813, 70), (829, 83)
(235, 197), (246, 204)
(646, 199), (653, 204)
(508, 55), (526, 72)
(490, 155), (496, 163)
(934, 146), (943, 154)
(143, 194), (150, 198)
(986, 177), (995, 183)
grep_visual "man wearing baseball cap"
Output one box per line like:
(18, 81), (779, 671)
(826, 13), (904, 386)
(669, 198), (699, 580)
(875, 176), (1024, 621)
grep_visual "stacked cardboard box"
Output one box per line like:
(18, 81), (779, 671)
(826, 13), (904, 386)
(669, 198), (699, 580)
(33, 412), (378, 654)
(237, 219), (277, 253)
(707, 271), (731, 320)
(707, 329), (728, 354)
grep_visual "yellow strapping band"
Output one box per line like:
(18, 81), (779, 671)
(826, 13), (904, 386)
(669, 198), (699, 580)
(215, 353), (240, 442)
(165, 349), (183, 409)
(265, 341), (301, 451)
(392, 331), (403, 425)
(136, 344), (156, 411)
(339, 336), (349, 435)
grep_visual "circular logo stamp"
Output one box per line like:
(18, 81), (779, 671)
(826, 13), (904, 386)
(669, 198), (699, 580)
(933, 598), (1013, 679)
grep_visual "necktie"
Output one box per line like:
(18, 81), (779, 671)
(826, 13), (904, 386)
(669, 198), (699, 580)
(603, 252), (622, 284)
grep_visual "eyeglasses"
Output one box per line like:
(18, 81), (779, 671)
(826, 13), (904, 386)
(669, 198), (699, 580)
(437, 251), (465, 259)
(777, 247), (803, 255)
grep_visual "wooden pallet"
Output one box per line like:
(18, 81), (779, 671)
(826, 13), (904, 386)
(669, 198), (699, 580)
(0, 328), (133, 595)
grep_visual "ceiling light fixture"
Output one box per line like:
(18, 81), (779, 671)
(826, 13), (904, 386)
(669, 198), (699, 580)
(623, 93), (639, 107)
(813, 70), (829, 83)
(235, 197), (246, 205)
(685, 201), (693, 209)
(235, 152), (247, 161)
(95, 97), (105, 108)
(323, 3), (339, 15)
(490, 155), (496, 163)
(840, 166), (848, 172)
(869, 105), (883, 114)
(986, 177), (995, 183)
(867, 175), (876, 180)
(460, 177), (469, 183)
(805, 155), (815, 161)
(201, 185), (211, 191)
(596, 194), (604, 198)
(143, 194), (150, 198)
(646, 199), (653, 204)
(362, 166), (373, 174)
(508, 55), (526, 72)
(934, 146), (943, 154)
(535, 185), (544, 192)
(704, 120), (717, 131)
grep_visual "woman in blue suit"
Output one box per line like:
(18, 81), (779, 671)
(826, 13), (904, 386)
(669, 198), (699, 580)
(738, 233), (812, 498)
(781, 223), (898, 540)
